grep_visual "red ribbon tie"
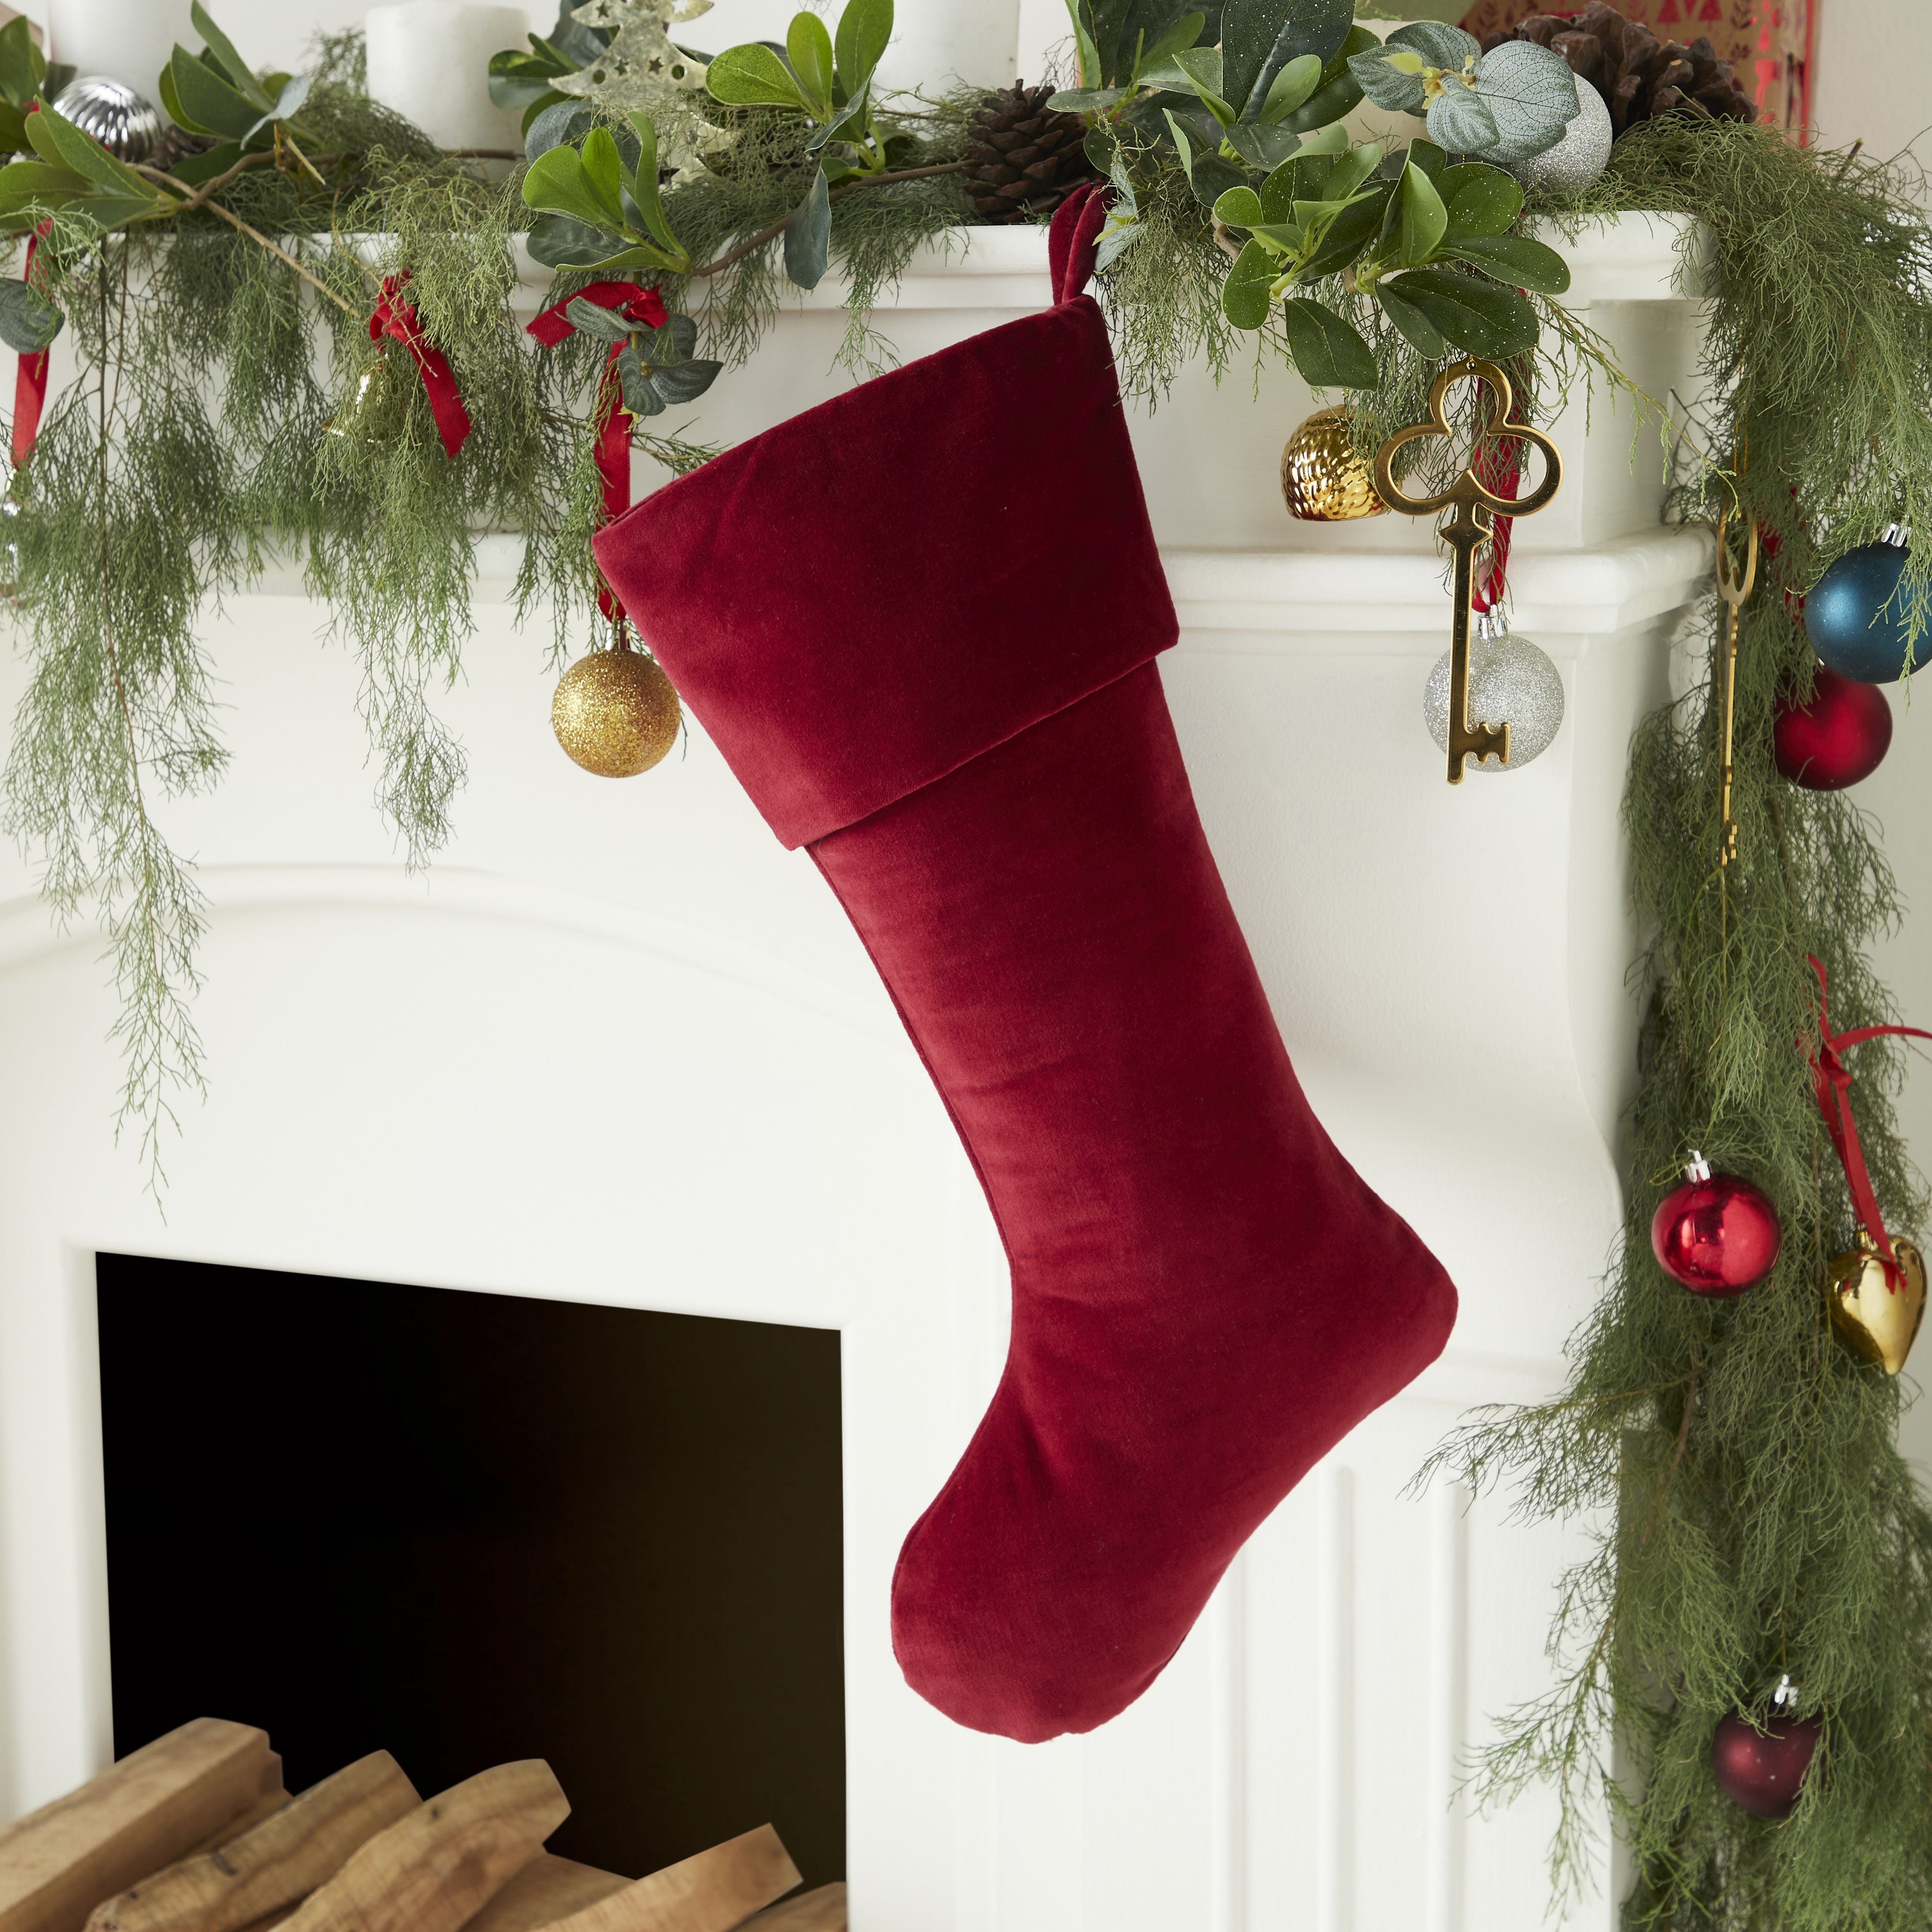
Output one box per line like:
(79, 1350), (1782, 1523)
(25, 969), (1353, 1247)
(12, 220), (52, 471)
(526, 281), (667, 619)
(1804, 953), (1932, 1285)
(372, 272), (472, 460)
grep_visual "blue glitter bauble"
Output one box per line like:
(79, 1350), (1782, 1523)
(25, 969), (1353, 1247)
(1806, 538), (1927, 684)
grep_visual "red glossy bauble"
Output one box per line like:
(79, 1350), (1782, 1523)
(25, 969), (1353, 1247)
(1650, 1155), (1782, 1295)
(1711, 1709), (1820, 1819)
(1773, 664), (1893, 790)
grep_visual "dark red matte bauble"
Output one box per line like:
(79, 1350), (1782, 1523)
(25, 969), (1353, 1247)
(1651, 1163), (1782, 1295)
(1773, 665), (1893, 790)
(1711, 1710), (1821, 1819)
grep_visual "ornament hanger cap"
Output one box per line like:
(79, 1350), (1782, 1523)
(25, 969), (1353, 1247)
(1684, 1151), (1712, 1182)
(1882, 522), (1908, 548)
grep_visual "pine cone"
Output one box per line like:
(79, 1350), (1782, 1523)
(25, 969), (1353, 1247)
(962, 81), (1098, 223)
(1485, 3), (1754, 138)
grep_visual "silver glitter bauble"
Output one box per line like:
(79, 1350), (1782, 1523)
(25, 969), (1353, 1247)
(1508, 78), (1611, 194)
(51, 77), (165, 166)
(1423, 616), (1565, 774)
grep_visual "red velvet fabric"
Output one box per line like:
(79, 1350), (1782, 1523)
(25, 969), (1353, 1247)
(594, 187), (1457, 1740)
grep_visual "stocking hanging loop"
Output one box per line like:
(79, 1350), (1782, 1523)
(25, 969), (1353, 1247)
(1048, 184), (1109, 305)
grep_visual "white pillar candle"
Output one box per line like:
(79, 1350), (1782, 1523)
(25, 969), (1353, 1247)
(365, 1), (532, 153)
(874, 0), (1018, 92)
(45, 0), (194, 99)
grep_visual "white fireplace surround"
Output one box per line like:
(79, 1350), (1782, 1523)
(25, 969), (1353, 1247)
(0, 216), (1717, 1929)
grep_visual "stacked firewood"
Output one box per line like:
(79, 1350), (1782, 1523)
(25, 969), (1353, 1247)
(0, 1719), (843, 1932)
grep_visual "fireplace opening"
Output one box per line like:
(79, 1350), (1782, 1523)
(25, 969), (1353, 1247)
(95, 1253), (846, 1887)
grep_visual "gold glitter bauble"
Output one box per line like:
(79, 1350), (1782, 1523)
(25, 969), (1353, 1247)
(552, 639), (681, 777)
(1281, 406), (1387, 522)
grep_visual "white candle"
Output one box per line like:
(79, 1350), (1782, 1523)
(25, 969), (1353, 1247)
(365, 1), (532, 153)
(874, 0), (1019, 91)
(45, 0), (194, 99)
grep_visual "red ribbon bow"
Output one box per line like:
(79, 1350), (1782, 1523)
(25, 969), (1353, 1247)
(1805, 953), (1932, 1281)
(12, 219), (52, 470)
(371, 273), (472, 460)
(1469, 358), (1534, 617)
(527, 281), (667, 620)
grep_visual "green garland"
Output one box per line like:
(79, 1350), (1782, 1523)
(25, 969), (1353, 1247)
(1417, 123), (1932, 1929)
(5, 12), (1932, 1921)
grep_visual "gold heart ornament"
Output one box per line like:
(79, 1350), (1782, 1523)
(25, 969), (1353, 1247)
(1827, 1232), (1926, 1376)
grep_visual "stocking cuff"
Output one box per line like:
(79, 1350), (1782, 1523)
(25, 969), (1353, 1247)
(593, 187), (1177, 849)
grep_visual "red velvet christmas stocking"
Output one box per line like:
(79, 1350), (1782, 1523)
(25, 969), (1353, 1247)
(594, 188), (1458, 1743)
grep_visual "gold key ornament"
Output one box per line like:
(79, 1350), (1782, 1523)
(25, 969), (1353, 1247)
(1372, 359), (1563, 784)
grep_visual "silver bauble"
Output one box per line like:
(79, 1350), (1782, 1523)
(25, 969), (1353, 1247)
(1508, 78), (1611, 194)
(51, 77), (165, 166)
(1423, 616), (1566, 774)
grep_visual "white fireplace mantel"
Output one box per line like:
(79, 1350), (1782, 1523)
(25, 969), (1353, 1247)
(0, 217), (1710, 1931)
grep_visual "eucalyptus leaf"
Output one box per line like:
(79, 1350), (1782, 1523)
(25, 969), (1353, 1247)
(1221, 235), (1277, 328)
(1223, 0), (1351, 123)
(162, 50), (261, 141)
(1446, 231), (1570, 294)
(1048, 86), (1126, 111)
(1187, 150), (1246, 209)
(1376, 278), (1447, 357)
(565, 294), (635, 342)
(523, 144), (623, 233)
(1391, 265), (1539, 356)
(1213, 184), (1266, 228)
(835, 0), (894, 92)
(1276, 23), (1373, 134)
(1222, 121), (1299, 169)
(241, 70), (310, 145)
(0, 276), (59, 353)
(617, 344), (666, 416)
(651, 358), (722, 403)
(1062, 0), (1104, 86)
(1258, 52), (1322, 122)
(0, 15), (45, 109)
(191, 0), (274, 110)
(1425, 86), (1499, 157)
(1384, 20), (1479, 67)
(1469, 39), (1580, 165)
(787, 12), (835, 117)
(1170, 46), (1234, 122)
(1348, 46), (1426, 114)
(1258, 152), (1299, 221)
(1300, 183), (1391, 278)
(525, 99), (592, 161)
(804, 86), (872, 154)
(1398, 159), (1447, 267)
(526, 212), (624, 268)
(577, 126), (631, 230)
(1442, 166), (1522, 240)
(705, 42), (808, 109)
(1279, 295), (1377, 387)
(783, 165), (830, 288)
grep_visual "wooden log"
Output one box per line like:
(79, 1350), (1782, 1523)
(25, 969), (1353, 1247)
(85, 1752), (422, 1932)
(0, 1719), (274, 1932)
(169, 1786), (293, 1866)
(276, 1762), (568, 1932)
(457, 1856), (632, 1932)
(533, 1827), (800, 1932)
(732, 1886), (845, 1932)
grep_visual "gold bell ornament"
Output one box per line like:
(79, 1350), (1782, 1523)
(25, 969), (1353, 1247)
(1280, 406), (1386, 522)
(1827, 1231), (1926, 1377)
(324, 352), (404, 444)
(551, 620), (681, 777)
